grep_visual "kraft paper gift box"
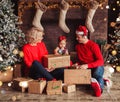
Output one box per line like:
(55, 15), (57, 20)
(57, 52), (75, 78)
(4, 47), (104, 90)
(12, 77), (33, 92)
(46, 80), (62, 95)
(28, 80), (46, 94)
(13, 64), (22, 78)
(43, 54), (70, 69)
(64, 69), (91, 84)
(63, 84), (76, 93)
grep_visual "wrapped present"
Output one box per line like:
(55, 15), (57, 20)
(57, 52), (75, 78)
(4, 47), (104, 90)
(64, 69), (91, 84)
(63, 84), (76, 93)
(0, 68), (13, 82)
(13, 64), (22, 78)
(28, 80), (46, 94)
(12, 77), (33, 92)
(46, 80), (62, 95)
(43, 54), (70, 69)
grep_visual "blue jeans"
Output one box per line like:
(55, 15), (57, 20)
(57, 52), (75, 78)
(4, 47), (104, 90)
(91, 66), (104, 90)
(29, 60), (64, 81)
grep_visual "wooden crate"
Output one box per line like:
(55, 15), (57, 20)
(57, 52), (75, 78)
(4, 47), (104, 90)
(43, 54), (70, 69)
(12, 77), (33, 92)
(46, 80), (62, 95)
(28, 80), (46, 94)
(63, 84), (76, 93)
(64, 69), (91, 84)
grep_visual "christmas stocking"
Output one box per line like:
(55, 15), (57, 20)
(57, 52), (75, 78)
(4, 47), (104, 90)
(32, 2), (47, 31)
(85, 0), (99, 33)
(59, 0), (70, 33)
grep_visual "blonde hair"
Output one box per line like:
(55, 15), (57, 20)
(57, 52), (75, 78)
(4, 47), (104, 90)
(26, 27), (44, 43)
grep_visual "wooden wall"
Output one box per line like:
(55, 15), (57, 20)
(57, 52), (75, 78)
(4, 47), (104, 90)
(18, 1), (108, 53)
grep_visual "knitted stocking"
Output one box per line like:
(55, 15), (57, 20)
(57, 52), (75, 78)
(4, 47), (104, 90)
(32, 2), (47, 31)
(85, 0), (99, 33)
(59, 0), (70, 33)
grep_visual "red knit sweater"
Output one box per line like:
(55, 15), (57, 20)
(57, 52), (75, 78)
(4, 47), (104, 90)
(23, 42), (48, 68)
(75, 40), (104, 68)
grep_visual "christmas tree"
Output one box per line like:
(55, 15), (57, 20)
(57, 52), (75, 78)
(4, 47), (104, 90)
(0, 0), (25, 71)
(107, 13), (120, 71)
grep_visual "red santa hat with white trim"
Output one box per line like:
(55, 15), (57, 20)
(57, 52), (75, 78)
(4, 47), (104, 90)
(76, 25), (88, 36)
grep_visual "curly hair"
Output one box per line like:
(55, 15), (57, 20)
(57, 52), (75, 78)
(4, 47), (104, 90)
(26, 27), (44, 43)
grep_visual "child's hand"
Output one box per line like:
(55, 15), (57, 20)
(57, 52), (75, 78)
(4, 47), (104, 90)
(65, 49), (69, 55)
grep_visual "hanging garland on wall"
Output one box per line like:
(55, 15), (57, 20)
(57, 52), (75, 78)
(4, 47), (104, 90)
(18, 0), (108, 23)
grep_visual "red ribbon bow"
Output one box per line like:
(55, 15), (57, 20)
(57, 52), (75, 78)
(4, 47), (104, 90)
(59, 36), (66, 41)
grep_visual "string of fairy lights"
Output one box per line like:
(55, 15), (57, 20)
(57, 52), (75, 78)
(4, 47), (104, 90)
(107, 0), (120, 71)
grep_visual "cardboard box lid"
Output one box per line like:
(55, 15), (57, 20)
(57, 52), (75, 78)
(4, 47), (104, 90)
(64, 69), (91, 84)
(44, 54), (70, 58)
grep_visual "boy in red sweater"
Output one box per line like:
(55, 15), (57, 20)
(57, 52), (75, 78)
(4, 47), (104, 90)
(74, 25), (104, 97)
(23, 27), (64, 81)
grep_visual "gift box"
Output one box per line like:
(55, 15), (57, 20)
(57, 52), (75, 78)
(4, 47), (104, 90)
(12, 77), (33, 92)
(63, 84), (76, 93)
(0, 68), (13, 82)
(46, 80), (62, 95)
(43, 54), (70, 69)
(13, 64), (22, 78)
(28, 80), (46, 94)
(64, 69), (91, 84)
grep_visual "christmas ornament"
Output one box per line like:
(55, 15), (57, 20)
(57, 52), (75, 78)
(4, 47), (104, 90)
(19, 51), (24, 58)
(116, 66), (120, 72)
(111, 50), (117, 56)
(59, 0), (70, 33)
(32, 1), (47, 31)
(110, 22), (116, 27)
(13, 49), (19, 55)
(85, 0), (99, 33)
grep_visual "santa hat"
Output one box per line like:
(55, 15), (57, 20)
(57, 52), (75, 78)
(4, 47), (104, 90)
(76, 25), (88, 36)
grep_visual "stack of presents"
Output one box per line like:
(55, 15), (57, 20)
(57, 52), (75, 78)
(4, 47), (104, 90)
(12, 53), (91, 95)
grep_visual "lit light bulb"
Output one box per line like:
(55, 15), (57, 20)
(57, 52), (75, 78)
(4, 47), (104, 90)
(8, 82), (12, 87)
(19, 81), (28, 88)
(117, 1), (119, 4)
(0, 81), (3, 86)
(113, 8), (116, 11)
(104, 18), (107, 21)
(106, 5), (109, 9)
(116, 17), (120, 22)
(4, 73), (7, 76)
(10, 67), (13, 71)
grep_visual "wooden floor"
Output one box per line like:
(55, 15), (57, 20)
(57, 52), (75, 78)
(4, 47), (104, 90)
(0, 72), (120, 102)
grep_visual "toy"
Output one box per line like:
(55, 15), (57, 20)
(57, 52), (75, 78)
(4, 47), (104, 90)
(103, 65), (114, 93)
(54, 36), (69, 55)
